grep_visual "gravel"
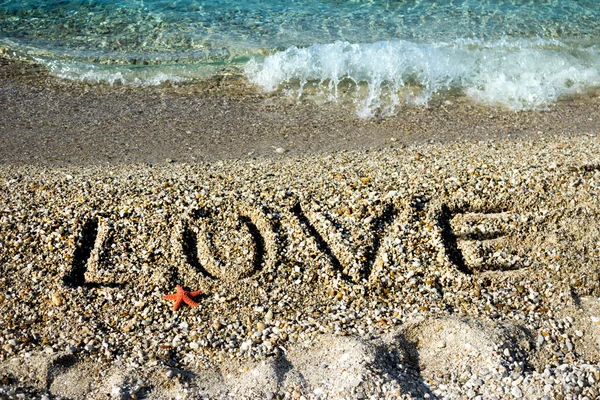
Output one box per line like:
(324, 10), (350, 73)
(1, 134), (600, 398)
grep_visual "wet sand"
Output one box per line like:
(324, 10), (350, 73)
(1, 56), (599, 166)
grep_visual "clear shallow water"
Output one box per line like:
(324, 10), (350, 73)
(1, 0), (599, 115)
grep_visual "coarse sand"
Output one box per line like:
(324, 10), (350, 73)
(1, 134), (600, 398)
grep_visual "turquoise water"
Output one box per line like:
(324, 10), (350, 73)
(1, 0), (599, 115)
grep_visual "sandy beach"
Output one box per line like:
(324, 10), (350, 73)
(1, 58), (600, 399)
(1, 56), (599, 166)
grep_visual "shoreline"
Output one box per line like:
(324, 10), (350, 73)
(1, 135), (600, 398)
(1, 56), (599, 167)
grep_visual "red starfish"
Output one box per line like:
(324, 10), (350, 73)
(162, 285), (203, 311)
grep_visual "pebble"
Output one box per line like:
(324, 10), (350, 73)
(511, 386), (523, 398)
(537, 335), (544, 346)
(51, 293), (64, 306)
(566, 341), (573, 352)
(265, 309), (273, 324)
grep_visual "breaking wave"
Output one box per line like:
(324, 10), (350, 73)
(245, 39), (600, 117)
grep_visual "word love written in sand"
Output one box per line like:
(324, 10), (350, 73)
(63, 199), (531, 288)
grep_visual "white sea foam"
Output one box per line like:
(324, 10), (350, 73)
(245, 39), (600, 117)
(30, 38), (600, 118)
(37, 58), (198, 87)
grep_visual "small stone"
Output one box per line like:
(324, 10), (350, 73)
(51, 293), (64, 306)
(212, 321), (222, 330)
(575, 330), (584, 337)
(566, 341), (573, 352)
(166, 370), (174, 378)
(275, 147), (286, 154)
(257, 321), (266, 331)
(537, 335), (544, 346)
(189, 342), (199, 350)
(511, 386), (523, 398)
(240, 340), (252, 352)
(265, 309), (273, 324)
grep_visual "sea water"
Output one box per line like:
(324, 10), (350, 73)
(1, 0), (599, 116)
